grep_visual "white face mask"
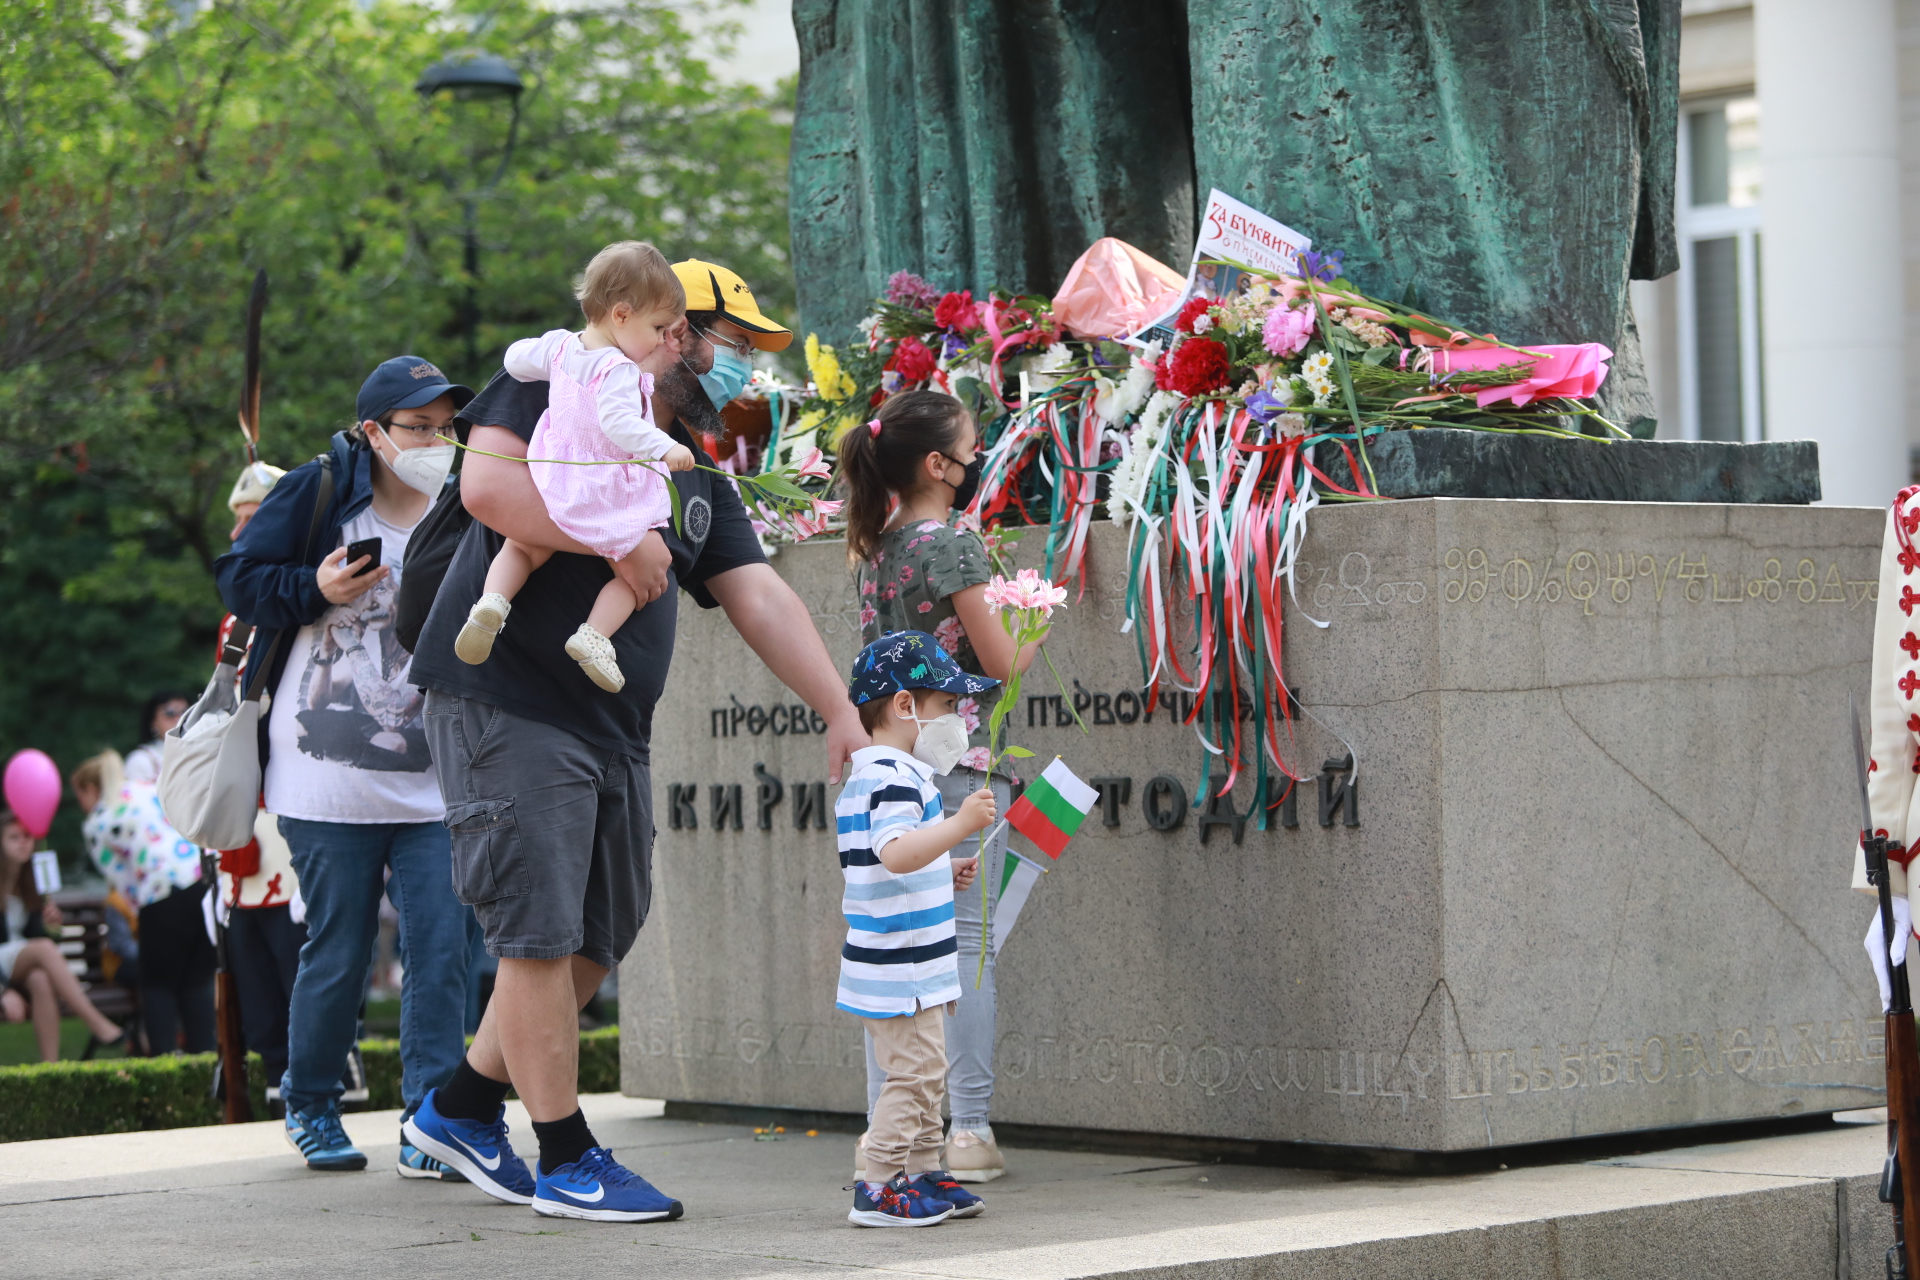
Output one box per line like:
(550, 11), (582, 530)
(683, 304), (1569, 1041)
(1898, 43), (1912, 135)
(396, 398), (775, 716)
(908, 706), (970, 775)
(381, 438), (454, 496)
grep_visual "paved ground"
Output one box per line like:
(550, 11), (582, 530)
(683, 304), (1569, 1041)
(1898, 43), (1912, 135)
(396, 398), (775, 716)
(0, 1095), (1895, 1279)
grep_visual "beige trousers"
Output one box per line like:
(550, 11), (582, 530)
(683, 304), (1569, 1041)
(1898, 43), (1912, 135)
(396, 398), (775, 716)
(863, 1003), (949, 1181)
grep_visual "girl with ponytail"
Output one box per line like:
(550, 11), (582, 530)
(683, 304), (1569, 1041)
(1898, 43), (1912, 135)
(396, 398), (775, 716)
(835, 388), (1046, 1185)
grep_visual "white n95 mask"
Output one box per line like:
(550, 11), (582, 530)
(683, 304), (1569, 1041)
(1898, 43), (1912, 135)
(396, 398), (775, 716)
(909, 710), (970, 775)
(387, 442), (455, 496)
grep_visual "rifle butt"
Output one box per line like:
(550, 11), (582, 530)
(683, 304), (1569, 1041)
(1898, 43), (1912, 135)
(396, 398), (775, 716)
(215, 970), (252, 1124)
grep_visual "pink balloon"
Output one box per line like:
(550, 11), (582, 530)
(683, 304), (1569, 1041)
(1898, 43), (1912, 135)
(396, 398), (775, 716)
(3, 750), (62, 839)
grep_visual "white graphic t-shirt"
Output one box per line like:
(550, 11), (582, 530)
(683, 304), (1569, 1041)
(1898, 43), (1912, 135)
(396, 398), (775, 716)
(265, 507), (441, 823)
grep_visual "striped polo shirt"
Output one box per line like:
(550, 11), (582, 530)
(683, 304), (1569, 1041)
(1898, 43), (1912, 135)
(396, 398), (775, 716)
(835, 746), (959, 1018)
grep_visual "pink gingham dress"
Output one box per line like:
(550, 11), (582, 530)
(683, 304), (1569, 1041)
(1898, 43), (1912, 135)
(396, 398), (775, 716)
(503, 328), (676, 561)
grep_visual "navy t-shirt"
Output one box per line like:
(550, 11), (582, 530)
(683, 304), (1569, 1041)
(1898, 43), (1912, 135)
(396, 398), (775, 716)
(411, 372), (766, 761)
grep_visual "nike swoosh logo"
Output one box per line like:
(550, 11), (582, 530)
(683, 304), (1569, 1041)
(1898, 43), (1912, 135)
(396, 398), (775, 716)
(555, 1182), (604, 1202)
(452, 1135), (502, 1171)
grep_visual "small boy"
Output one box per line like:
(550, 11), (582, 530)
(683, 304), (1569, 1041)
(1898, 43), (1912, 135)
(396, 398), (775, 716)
(839, 632), (1000, 1227)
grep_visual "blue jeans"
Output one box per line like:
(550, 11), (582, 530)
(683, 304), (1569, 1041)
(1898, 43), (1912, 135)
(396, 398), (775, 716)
(279, 818), (471, 1121)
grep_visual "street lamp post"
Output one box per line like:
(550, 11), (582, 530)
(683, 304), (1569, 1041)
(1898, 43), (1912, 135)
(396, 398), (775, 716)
(416, 54), (524, 375)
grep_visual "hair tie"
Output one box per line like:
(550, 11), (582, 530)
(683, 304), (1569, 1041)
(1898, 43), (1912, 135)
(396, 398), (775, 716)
(867, 418), (883, 438)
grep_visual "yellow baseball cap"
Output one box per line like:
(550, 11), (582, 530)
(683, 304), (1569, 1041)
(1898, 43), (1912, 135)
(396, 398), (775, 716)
(673, 259), (792, 352)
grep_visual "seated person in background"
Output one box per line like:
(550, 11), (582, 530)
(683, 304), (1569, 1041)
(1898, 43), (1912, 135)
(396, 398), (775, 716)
(0, 809), (127, 1061)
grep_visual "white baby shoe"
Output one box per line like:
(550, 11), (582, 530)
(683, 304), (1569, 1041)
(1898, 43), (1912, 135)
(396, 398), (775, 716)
(455, 593), (512, 664)
(564, 624), (626, 693)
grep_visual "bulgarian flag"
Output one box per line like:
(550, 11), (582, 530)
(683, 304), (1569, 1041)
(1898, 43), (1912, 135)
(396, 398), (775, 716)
(990, 851), (1043, 955)
(1007, 758), (1098, 858)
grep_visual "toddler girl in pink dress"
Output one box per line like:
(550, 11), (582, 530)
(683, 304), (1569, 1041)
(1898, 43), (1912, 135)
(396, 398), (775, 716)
(454, 241), (694, 692)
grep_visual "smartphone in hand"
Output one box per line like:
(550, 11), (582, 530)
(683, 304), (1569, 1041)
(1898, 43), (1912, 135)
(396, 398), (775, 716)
(345, 537), (383, 576)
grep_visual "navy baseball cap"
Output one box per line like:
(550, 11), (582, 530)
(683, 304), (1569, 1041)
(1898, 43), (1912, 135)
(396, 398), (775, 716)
(849, 631), (999, 705)
(356, 355), (474, 423)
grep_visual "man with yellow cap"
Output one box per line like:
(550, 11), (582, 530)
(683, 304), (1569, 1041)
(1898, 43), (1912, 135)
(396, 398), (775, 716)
(403, 259), (871, 1222)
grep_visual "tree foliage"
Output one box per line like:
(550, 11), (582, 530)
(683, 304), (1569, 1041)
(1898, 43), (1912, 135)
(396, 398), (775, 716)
(0, 0), (793, 856)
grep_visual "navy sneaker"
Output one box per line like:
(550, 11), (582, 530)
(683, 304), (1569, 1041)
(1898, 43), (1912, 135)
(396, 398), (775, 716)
(848, 1173), (954, 1228)
(285, 1102), (367, 1172)
(910, 1170), (983, 1218)
(402, 1089), (535, 1205)
(533, 1147), (683, 1223)
(397, 1139), (469, 1182)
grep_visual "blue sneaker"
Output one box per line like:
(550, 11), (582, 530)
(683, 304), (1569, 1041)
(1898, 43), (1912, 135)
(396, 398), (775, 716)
(848, 1173), (953, 1227)
(285, 1102), (366, 1172)
(402, 1089), (535, 1205)
(397, 1139), (469, 1182)
(910, 1170), (983, 1218)
(532, 1147), (683, 1223)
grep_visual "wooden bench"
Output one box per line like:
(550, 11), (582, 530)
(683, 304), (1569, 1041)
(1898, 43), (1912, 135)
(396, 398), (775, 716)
(51, 893), (140, 1030)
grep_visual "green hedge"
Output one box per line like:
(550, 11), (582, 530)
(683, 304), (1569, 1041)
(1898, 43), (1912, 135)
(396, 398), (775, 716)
(0, 1027), (622, 1144)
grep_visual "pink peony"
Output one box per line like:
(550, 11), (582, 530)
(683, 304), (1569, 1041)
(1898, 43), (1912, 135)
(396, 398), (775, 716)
(956, 697), (981, 734)
(1262, 304), (1314, 357)
(958, 746), (992, 771)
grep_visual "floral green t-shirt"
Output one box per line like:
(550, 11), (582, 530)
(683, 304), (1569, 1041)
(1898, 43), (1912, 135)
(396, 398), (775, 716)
(858, 518), (994, 763)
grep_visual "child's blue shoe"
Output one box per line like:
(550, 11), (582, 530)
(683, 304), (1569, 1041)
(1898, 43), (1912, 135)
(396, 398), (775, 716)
(533, 1147), (683, 1222)
(909, 1170), (983, 1218)
(848, 1173), (954, 1227)
(403, 1089), (534, 1204)
(285, 1101), (366, 1171)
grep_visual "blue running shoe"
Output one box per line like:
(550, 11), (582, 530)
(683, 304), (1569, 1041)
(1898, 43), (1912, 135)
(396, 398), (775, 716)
(848, 1173), (953, 1228)
(285, 1102), (366, 1172)
(403, 1089), (535, 1205)
(533, 1147), (683, 1223)
(909, 1171), (983, 1218)
(397, 1139), (468, 1182)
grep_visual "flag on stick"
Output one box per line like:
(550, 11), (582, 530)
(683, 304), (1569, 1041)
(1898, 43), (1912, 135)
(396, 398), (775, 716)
(991, 851), (1043, 955)
(1006, 758), (1098, 859)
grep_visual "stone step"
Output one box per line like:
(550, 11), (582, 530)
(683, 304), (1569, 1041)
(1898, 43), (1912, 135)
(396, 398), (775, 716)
(0, 1095), (1895, 1278)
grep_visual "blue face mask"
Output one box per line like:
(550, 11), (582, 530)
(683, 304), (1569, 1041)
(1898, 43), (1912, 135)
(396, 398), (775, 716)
(696, 346), (753, 409)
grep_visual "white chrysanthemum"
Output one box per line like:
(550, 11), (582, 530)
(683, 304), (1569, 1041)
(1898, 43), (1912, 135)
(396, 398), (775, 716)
(1107, 390), (1181, 526)
(1302, 350), (1337, 407)
(857, 314), (882, 343)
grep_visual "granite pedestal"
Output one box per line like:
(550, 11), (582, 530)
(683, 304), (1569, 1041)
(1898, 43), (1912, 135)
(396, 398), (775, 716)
(621, 499), (1886, 1153)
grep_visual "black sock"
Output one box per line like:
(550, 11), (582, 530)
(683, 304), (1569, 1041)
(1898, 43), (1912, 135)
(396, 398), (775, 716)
(533, 1109), (597, 1174)
(435, 1059), (512, 1123)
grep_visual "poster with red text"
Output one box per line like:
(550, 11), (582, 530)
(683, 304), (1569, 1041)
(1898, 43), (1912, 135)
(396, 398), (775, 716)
(1127, 189), (1312, 346)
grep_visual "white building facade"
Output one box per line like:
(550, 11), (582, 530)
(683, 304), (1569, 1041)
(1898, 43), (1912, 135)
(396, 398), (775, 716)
(1633, 0), (1912, 505)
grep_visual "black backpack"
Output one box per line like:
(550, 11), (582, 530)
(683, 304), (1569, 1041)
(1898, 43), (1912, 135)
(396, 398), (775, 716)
(395, 473), (472, 654)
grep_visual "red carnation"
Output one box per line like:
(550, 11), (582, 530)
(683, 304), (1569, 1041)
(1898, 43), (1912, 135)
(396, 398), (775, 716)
(1175, 296), (1215, 334)
(935, 290), (982, 333)
(889, 336), (937, 384)
(1166, 336), (1232, 395)
(1150, 347), (1175, 391)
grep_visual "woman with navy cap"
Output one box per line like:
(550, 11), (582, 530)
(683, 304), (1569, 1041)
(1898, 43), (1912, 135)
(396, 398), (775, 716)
(215, 355), (477, 1179)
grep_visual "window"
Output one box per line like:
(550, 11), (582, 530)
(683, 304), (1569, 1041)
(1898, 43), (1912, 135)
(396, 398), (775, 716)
(1676, 97), (1764, 442)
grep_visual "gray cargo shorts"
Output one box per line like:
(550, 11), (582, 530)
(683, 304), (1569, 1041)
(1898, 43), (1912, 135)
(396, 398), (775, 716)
(424, 690), (653, 970)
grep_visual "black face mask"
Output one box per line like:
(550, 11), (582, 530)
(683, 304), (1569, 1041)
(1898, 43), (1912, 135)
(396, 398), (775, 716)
(944, 454), (983, 511)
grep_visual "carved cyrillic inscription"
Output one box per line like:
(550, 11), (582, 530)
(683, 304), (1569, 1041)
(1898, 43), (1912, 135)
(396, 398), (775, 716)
(1442, 549), (1876, 615)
